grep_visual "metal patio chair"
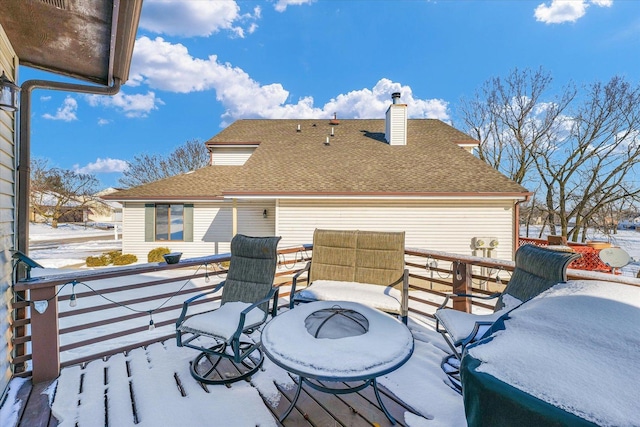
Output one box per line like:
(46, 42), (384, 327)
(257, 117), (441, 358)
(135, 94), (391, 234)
(435, 244), (580, 391)
(176, 234), (281, 384)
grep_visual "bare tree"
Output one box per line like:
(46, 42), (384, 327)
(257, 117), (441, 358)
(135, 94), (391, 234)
(534, 76), (640, 241)
(30, 158), (101, 228)
(458, 67), (575, 186)
(118, 139), (209, 188)
(459, 69), (640, 241)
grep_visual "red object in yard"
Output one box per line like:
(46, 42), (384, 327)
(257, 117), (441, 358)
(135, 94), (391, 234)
(518, 237), (613, 273)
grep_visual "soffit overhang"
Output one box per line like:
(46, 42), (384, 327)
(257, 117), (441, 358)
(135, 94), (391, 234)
(0, 0), (142, 85)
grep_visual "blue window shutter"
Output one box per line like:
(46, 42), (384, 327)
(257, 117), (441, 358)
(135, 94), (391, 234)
(184, 204), (194, 242)
(145, 204), (155, 242)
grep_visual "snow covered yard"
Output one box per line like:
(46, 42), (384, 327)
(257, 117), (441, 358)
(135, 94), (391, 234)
(29, 223), (122, 269)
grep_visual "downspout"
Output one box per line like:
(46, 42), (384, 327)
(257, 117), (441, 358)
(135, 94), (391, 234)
(513, 195), (531, 258)
(16, 78), (122, 258)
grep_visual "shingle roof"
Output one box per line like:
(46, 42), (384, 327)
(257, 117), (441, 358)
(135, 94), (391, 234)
(109, 119), (530, 200)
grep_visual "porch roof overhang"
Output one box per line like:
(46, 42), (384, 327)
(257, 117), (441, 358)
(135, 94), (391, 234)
(0, 0), (143, 85)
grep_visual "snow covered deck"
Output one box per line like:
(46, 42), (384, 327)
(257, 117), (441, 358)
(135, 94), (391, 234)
(4, 311), (464, 427)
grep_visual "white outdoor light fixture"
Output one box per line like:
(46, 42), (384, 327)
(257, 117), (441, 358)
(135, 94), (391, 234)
(0, 71), (20, 112)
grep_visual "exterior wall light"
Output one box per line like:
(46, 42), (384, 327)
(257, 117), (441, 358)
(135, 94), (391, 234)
(263, 209), (268, 218)
(0, 71), (20, 112)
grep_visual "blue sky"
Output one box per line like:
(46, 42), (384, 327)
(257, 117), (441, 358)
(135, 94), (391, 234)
(20, 0), (640, 189)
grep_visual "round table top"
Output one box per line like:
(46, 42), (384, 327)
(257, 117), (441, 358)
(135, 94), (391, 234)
(262, 301), (414, 381)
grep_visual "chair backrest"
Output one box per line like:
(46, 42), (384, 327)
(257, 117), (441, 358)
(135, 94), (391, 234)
(309, 229), (405, 287)
(495, 244), (581, 311)
(221, 234), (281, 313)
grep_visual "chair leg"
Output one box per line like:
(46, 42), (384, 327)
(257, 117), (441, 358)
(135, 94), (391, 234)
(441, 354), (463, 394)
(190, 341), (264, 385)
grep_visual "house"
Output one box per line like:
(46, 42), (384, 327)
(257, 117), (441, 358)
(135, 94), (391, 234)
(86, 188), (123, 225)
(29, 190), (88, 224)
(29, 188), (123, 225)
(107, 94), (531, 262)
(0, 0), (142, 395)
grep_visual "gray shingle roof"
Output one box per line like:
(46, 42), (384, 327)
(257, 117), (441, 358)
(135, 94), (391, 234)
(109, 119), (530, 200)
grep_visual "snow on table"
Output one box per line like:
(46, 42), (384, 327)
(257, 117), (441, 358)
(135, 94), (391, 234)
(262, 300), (414, 380)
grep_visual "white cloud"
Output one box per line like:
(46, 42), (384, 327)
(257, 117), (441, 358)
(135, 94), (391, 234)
(40, 95), (51, 102)
(273, 0), (316, 13)
(591, 0), (613, 6)
(42, 96), (78, 121)
(97, 118), (110, 126)
(130, 37), (449, 125)
(323, 79), (449, 121)
(86, 91), (163, 118)
(139, 0), (260, 38)
(73, 158), (129, 174)
(534, 0), (613, 24)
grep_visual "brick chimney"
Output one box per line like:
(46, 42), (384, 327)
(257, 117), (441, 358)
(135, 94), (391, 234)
(385, 92), (407, 145)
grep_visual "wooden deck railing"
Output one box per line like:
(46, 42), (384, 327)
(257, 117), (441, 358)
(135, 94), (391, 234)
(12, 244), (640, 383)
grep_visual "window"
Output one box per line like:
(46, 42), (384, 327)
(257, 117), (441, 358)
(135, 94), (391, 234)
(155, 204), (184, 241)
(145, 203), (192, 242)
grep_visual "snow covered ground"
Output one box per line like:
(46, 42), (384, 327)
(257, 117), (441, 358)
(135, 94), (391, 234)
(29, 223), (122, 269)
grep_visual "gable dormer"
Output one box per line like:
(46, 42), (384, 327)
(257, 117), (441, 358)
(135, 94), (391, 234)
(205, 141), (260, 165)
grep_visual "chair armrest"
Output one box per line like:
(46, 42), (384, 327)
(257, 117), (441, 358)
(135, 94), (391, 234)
(232, 287), (278, 340)
(437, 292), (501, 310)
(289, 262), (311, 309)
(176, 280), (226, 327)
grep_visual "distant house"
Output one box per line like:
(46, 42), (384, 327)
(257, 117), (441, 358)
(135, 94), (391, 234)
(29, 191), (87, 224)
(107, 94), (531, 261)
(86, 188), (123, 225)
(29, 188), (122, 226)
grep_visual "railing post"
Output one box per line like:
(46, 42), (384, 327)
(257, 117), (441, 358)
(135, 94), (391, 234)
(452, 261), (472, 313)
(30, 285), (60, 383)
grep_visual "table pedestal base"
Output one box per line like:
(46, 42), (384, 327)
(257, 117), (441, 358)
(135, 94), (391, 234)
(280, 376), (397, 424)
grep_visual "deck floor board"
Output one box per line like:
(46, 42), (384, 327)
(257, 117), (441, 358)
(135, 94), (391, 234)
(12, 343), (422, 427)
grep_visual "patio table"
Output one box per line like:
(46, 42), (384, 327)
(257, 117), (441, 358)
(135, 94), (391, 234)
(261, 301), (414, 424)
(461, 280), (640, 427)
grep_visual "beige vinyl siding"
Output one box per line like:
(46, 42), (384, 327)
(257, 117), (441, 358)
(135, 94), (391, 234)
(121, 201), (276, 260)
(0, 25), (17, 393)
(276, 199), (515, 260)
(211, 147), (256, 165)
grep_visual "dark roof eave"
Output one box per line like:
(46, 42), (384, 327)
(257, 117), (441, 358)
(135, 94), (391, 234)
(103, 195), (226, 202)
(221, 191), (533, 199)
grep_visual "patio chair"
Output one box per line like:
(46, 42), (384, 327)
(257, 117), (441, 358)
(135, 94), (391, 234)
(176, 234), (281, 384)
(288, 229), (409, 324)
(434, 244), (580, 390)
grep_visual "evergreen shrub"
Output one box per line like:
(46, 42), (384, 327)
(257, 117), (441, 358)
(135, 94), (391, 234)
(113, 254), (138, 265)
(148, 247), (171, 262)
